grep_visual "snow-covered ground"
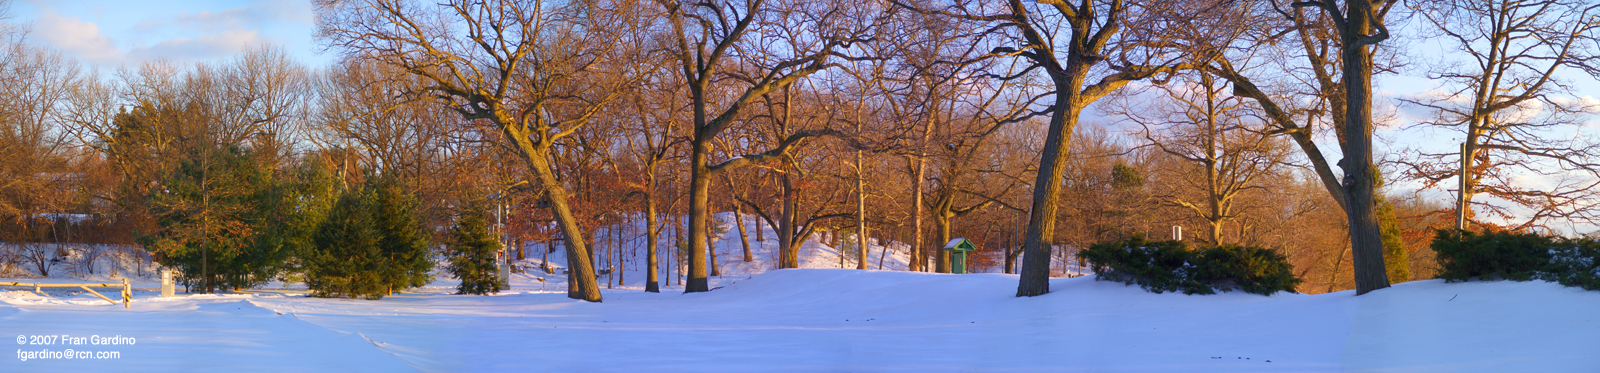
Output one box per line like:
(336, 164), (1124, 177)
(4, 271), (1598, 371)
(2, 213), (1596, 371)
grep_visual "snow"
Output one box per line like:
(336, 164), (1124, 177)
(2, 213), (1598, 371)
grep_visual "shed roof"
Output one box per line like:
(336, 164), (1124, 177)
(942, 238), (977, 251)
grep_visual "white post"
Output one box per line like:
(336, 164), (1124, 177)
(160, 269), (175, 297)
(498, 251), (510, 289)
(1172, 226), (1182, 241)
(496, 196), (510, 289)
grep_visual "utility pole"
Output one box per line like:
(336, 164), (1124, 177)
(1457, 142), (1468, 230)
(491, 181), (526, 290)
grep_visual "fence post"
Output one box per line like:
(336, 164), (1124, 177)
(122, 278), (130, 308)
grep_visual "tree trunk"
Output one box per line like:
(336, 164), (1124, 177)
(878, 227), (890, 270)
(935, 212), (952, 273)
(645, 169), (661, 292)
(778, 173), (800, 269)
(566, 240), (576, 295)
(838, 230), (846, 268)
(1003, 232), (1015, 274)
(1017, 75), (1085, 297)
(755, 209), (765, 242)
(709, 228), (721, 277)
(1209, 220), (1224, 246)
(686, 141), (713, 292)
(615, 217), (624, 287)
(1341, 1), (1391, 295)
(507, 131), (601, 301)
(733, 199), (753, 262)
(909, 157), (925, 272)
(672, 211), (684, 286)
(855, 149), (868, 270)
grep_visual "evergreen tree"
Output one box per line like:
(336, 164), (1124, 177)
(447, 201), (502, 295)
(145, 145), (280, 293)
(262, 157), (341, 285)
(306, 189), (386, 299)
(1377, 196), (1410, 283)
(371, 175), (434, 294)
(1374, 171), (1411, 283)
(302, 171), (434, 299)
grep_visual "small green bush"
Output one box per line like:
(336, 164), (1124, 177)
(1078, 236), (1300, 295)
(1432, 229), (1600, 291)
(1191, 245), (1301, 295)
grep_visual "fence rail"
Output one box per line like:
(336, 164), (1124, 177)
(3, 279), (131, 308)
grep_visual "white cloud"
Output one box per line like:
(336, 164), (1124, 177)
(126, 30), (265, 63)
(134, 0), (312, 33)
(31, 8), (121, 65)
(28, 1), (306, 68)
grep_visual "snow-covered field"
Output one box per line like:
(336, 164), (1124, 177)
(4, 271), (1598, 371)
(2, 213), (1597, 371)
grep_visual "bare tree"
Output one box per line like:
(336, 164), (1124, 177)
(1109, 72), (1293, 245)
(1400, 0), (1600, 231)
(896, 0), (1216, 295)
(315, 60), (452, 187)
(0, 39), (83, 278)
(1196, 0), (1401, 294)
(316, 0), (652, 301)
(657, 0), (874, 292)
(618, 70), (684, 292)
(736, 86), (856, 269)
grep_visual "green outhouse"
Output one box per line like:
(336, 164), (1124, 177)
(942, 238), (979, 274)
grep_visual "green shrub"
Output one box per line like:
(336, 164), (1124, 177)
(1432, 229), (1600, 291)
(1078, 235), (1300, 295)
(1191, 245), (1301, 295)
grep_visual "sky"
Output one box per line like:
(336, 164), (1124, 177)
(10, 0), (332, 70)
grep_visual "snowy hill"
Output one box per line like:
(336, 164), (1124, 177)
(3, 213), (1598, 371)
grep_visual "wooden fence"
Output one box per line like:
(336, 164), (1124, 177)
(4, 279), (131, 308)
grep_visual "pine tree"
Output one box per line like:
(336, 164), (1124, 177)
(371, 175), (434, 294)
(145, 145), (280, 293)
(257, 157), (341, 286)
(1374, 171), (1410, 283)
(303, 173), (434, 300)
(447, 201), (502, 295)
(306, 189), (386, 299)
(1377, 196), (1410, 283)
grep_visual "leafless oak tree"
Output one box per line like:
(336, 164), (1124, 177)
(315, 0), (652, 301)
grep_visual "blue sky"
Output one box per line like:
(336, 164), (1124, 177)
(12, 0), (332, 70)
